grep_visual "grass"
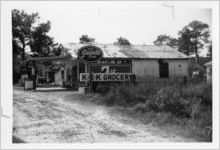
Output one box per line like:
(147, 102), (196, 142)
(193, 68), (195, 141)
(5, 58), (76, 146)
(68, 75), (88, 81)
(88, 78), (212, 141)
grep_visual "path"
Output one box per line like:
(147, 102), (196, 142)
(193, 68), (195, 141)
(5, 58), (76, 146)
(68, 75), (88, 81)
(13, 87), (203, 143)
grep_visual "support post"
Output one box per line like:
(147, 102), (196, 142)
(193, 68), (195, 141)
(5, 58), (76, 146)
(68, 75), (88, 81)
(32, 61), (37, 90)
(77, 60), (79, 82)
(88, 63), (93, 93)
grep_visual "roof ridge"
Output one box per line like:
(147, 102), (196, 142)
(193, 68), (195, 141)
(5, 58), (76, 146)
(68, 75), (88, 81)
(61, 43), (188, 59)
(63, 42), (173, 47)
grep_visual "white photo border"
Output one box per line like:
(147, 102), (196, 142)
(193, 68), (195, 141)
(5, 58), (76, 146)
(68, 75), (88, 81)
(0, 1), (219, 149)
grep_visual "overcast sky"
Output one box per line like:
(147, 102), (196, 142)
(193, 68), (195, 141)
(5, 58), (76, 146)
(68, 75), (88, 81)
(9, 1), (212, 45)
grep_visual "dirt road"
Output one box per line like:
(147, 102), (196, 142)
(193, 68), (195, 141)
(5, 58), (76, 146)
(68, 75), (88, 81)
(13, 87), (203, 143)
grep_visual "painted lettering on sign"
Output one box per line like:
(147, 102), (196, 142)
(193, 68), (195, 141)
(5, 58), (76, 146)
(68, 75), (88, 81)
(77, 45), (103, 62)
(96, 59), (130, 65)
(80, 73), (135, 82)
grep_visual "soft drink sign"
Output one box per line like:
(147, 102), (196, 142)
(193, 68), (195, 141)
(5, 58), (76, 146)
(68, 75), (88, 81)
(77, 45), (103, 63)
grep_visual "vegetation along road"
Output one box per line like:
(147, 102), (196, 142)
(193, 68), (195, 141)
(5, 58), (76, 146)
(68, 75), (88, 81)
(13, 87), (205, 143)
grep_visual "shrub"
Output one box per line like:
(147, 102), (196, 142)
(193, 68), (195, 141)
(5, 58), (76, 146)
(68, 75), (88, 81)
(100, 79), (212, 140)
(188, 62), (206, 84)
(101, 83), (147, 106)
(97, 78), (212, 140)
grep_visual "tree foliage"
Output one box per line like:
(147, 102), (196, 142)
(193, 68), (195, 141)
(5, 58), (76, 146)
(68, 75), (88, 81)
(12, 9), (39, 59)
(207, 43), (212, 59)
(79, 35), (95, 44)
(12, 9), (58, 83)
(30, 21), (54, 57)
(178, 20), (210, 58)
(12, 9), (56, 57)
(154, 20), (210, 63)
(50, 44), (64, 56)
(114, 37), (131, 46)
(153, 34), (178, 48)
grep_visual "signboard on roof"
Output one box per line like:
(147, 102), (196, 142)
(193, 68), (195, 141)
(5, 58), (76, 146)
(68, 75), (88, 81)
(80, 73), (135, 82)
(96, 59), (131, 65)
(77, 45), (103, 63)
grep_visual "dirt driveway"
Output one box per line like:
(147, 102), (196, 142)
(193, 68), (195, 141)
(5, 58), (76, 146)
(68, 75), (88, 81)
(13, 87), (204, 143)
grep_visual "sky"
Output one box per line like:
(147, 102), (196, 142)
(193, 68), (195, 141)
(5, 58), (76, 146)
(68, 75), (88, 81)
(8, 1), (212, 45)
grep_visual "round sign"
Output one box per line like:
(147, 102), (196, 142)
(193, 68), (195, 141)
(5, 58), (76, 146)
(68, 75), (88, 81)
(77, 45), (103, 63)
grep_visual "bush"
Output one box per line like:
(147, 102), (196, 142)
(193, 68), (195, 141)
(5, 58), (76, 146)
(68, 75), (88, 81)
(100, 79), (212, 140)
(101, 82), (162, 106)
(188, 62), (206, 84)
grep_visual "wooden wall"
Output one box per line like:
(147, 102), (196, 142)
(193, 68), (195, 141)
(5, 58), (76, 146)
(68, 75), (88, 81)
(168, 60), (189, 77)
(132, 59), (189, 80)
(132, 59), (159, 80)
(54, 71), (62, 86)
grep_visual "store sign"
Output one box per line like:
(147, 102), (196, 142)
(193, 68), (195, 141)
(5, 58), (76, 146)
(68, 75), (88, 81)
(96, 59), (130, 65)
(77, 45), (103, 63)
(80, 73), (135, 82)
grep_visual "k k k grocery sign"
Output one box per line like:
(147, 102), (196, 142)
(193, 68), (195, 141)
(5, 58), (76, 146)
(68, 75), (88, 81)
(80, 73), (135, 82)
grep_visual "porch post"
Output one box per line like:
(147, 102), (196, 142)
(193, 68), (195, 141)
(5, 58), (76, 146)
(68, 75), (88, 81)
(32, 61), (37, 90)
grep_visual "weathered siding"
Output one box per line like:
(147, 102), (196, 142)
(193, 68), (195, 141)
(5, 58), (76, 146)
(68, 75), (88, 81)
(65, 65), (72, 86)
(132, 59), (159, 80)
(132, 59), (189, 80)
(168, 60), (189, 77)
(55, 71), (62, 86)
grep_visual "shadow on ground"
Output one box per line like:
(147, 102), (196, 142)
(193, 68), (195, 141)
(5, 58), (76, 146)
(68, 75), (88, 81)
(12, 136), (26, 143)
(13, 86), (78, 93)
(34, 87), (78, 93)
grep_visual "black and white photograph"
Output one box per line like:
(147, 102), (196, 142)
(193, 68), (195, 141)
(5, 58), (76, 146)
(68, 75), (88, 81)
(0, 0), (219, 149)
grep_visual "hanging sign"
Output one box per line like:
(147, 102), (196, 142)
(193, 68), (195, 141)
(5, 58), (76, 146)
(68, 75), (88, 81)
(77, 45), (103, 63)
(80, 73), (135, 82)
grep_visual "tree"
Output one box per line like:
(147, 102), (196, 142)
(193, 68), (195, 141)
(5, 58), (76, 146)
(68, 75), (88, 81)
(50, 44), (64, 56)
(114, 37), (131, 45)
(207, 43), (212, 59)
(12, 9), (40, 83)
(79, 35), (95, 44)
(12, 9), (56, 83)
(30, 21), (54, 57)
(178, 20), (210, 63)
(153, 34), (178, 48)
(12, 9), (55, 58)
(12, 9), (39, 60)
(13, 40), (25, 83)
(177, 29), (192, 56)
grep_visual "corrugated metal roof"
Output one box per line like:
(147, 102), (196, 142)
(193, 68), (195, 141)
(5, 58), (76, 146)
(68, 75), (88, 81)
(62, 43), (189, 59)
(42, 64), (61, 72)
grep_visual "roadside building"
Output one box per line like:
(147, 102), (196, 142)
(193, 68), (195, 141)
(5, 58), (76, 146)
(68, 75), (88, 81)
(63, 43), (189, 79)
(34, 43), (189, 89)
(37, 64), (63, 86)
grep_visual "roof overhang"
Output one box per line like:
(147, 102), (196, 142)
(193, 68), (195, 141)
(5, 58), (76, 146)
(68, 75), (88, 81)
(27, 56), (73, 61)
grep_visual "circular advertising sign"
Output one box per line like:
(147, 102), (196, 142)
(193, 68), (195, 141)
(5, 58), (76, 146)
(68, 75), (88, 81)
(77, 45), (103, 63)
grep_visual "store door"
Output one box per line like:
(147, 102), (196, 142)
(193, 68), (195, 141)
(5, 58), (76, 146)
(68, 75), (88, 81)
(159, 60), (169, 78)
